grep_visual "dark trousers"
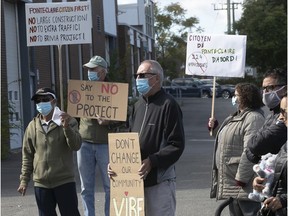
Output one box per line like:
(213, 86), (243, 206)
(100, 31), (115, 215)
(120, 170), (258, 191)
(34, 182), (80, 216)
(229, 198), (261, 216)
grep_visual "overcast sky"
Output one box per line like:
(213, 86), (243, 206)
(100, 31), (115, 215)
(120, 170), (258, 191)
(117, 0), (244, 35)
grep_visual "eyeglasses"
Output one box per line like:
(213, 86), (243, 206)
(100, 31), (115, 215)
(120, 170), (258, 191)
(133, 73), (157, 79)
(35, 97), (53, 104)
(262, 84), (284, 92)
(280, 108), (287, 117)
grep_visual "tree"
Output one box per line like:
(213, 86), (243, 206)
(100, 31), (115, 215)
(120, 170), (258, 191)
(234, 0), (287, 73)
(154, 3), (202, 79)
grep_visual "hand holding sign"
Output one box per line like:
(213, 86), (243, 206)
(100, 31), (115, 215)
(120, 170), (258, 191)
(67, 80), (129, 121)
(108, 133), (145, 216)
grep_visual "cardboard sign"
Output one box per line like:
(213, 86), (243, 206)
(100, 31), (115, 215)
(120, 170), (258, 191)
(108, 133), (145, 216)
(185, 34), (247, 78)
(25, 1), (92, 46)
(67, 80), (128, 121)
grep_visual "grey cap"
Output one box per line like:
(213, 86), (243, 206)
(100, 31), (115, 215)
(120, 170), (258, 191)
(83, 55), (107, 69)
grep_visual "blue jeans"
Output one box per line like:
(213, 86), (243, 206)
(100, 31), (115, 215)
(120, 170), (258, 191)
(77, 142), (110, 216)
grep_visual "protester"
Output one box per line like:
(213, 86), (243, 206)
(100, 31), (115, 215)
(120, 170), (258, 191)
(253, 95), (287, 216)
(209, 83), (265, 216)
(78, 55), (116, 216)
(108, 60), (185, 216)
(246, 68), (287, 164)
(17, 87), (82, 216)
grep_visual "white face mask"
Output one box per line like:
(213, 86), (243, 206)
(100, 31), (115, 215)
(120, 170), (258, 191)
(262, 86), (285, 109)
(231, 96), (238, 107)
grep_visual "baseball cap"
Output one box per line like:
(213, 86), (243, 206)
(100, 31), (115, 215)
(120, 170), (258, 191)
(83, 55), (107, 69)
(31, 87), (56, 101)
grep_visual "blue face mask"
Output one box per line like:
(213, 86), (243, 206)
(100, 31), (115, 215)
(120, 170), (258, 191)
(136, 78), (152, 95)
(36, 102), (53, 116)
(231, 96), (238, 107)
(88, 71), (99, 81)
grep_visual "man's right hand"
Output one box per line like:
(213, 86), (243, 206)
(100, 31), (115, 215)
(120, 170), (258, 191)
(17, 185), (27, 196)
(107, 163), (117, 181)
(252, 176), (265, 192)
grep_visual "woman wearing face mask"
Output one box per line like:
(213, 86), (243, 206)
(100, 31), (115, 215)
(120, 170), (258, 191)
(208, 83), (265, 216)
(18, 87), (82, 216)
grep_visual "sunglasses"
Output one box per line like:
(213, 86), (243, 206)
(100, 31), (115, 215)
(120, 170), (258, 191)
(262, 84), (284, 92)
(35, 97), (53, 104)
(133, 73), (157, 79)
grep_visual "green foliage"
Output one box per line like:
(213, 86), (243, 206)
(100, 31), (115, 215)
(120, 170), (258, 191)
(1, 94), (24, 160)
(154, 2), (202, 79)
(234, 0), (287, 73)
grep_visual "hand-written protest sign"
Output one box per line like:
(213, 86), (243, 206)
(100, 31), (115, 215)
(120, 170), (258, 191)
(67, 80), (129, 121)
(186, 34), (247, 78)
(108, 133), (144, 216)
(25, 1), (92, 46)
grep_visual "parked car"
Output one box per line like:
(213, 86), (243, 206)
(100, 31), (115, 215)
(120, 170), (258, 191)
(163, 78), (222, 98)
(199, 79), (235, 99)
(220, 84), (235, 99)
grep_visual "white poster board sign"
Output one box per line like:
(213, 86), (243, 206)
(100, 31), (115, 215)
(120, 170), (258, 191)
(185, 34), (247, 78)
(25, 1), (92, 46)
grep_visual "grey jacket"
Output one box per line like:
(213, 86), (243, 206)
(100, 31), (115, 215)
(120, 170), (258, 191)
(210, 108), (265, 200)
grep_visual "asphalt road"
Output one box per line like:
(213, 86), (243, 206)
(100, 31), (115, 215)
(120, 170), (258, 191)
(2, 97), (266, 216)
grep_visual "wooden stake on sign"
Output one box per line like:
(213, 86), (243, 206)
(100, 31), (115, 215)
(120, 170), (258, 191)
(210, 76), (216, 136)
(58, 45), (64, 110)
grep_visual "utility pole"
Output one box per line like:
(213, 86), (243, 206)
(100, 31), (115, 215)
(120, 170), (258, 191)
(227, 0), (231, 34)
(213, 1), (241, 34)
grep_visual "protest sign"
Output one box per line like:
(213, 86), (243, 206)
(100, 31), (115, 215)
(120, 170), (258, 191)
(108, 133), (144, 216)
(67, 80), (128, 121)
(25, 1), (92, 46)
(185, 34), (247, 78)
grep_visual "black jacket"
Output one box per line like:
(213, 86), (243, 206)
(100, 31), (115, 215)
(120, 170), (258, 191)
(271, 143), (287, 216)
(130, 89), (185, 187)
(246, 106), (287, 163)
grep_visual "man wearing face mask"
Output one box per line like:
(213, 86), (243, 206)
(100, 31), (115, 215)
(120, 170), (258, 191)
(77, 55), (115, 216)
(246, 68), (287, 164)
(108, 60), (185, 216)
(17, 87), (82, 216)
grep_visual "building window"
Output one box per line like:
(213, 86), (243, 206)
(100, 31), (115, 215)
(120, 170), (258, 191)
(14, 91), (18, 100)
(15, 112), (19, 121)
(8, 91), (12, 100)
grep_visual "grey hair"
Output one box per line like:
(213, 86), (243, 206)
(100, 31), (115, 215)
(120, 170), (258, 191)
(141, 60), (164, 86)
